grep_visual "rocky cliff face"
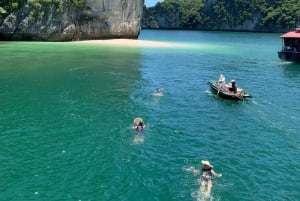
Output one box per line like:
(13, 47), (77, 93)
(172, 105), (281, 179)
(0, 0), (144, 41)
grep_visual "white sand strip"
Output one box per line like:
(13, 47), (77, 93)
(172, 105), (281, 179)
(75, 39), (183, 48)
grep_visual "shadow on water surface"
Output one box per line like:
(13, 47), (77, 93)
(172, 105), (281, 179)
(278, 62), (300, 87)
(280, 62), (300, 75)
(206, 89), (253, 106)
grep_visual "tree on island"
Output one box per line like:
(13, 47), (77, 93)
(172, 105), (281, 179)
(142, 0), (300, 32)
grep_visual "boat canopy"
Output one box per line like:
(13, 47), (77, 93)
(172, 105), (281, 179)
(280, 28), (300, 38)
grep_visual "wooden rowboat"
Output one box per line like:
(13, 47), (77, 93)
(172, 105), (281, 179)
(207, 80), (252, 100)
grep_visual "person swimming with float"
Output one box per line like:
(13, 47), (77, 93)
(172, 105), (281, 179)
(199, 160), (222, 196)
(188, 160), (222, 197)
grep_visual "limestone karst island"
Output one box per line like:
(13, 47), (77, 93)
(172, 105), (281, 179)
(1, 0), (299, 41)
(0, 0), (143, 41)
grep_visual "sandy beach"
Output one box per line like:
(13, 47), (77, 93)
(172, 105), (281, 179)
(75, 39), (183, 48)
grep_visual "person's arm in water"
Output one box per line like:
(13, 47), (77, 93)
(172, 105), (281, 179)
(188, 167), (200, 174)
(211, 169), (222, 177)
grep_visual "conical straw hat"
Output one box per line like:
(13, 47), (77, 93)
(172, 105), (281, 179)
(134, 117), (143, 125)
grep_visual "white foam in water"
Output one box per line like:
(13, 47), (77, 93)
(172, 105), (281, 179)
(185, 166), (194, 171)
(185, 166), (200, 174)
(191, 190), (207, 201)
(193, 190), (215, 201)
(152, 92), (163, 96)
(153, 93), (163, 97)
(279, 61), (293, 65)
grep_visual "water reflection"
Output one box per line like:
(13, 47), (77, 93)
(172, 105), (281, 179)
(280, 62), (300, 83)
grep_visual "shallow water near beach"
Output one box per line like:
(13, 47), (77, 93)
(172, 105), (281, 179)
(0, 30), (299, 201)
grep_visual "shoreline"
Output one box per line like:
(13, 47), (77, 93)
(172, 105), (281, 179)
(0, 39), (185, 48)
(75, 39), (183, 48)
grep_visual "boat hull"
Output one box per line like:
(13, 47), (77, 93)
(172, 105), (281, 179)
(207, 80), (252, 100)
(278, 51), (300, 63)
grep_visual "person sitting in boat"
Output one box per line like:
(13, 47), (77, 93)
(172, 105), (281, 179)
(293, 46), (298, 52)
(285, 45), (292, 51)
(218, 74), (225, 83)
(228, 80), (237, 93)
(217, 74), (227, 91)
(136, 121), (144, 135)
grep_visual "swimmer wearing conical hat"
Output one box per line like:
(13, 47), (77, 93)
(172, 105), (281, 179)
(132, 117), (145, 130)
(199, 160), (222, 196)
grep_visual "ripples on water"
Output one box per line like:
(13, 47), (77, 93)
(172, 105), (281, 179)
(0, 31), (299, 201)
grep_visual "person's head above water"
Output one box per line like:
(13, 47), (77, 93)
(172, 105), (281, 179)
(201, 160), (213, 168)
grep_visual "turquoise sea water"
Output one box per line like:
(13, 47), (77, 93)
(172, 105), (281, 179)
(0, 30), (299, 201)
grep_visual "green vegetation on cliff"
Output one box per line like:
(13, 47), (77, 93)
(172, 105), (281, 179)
(0, 0), (85, 18)
(0, 0), (144, 41)
(142, 0), (300, 32)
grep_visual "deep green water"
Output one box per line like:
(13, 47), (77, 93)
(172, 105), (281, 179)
(0, 30), (299, 201)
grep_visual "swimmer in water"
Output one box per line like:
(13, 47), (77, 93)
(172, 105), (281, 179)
(136, 121), (144, 135)
(133, 117), (143, 128)
(155, 88), (163, 95)
(188, 160), (222, 197)
(199, 160), (222, 196)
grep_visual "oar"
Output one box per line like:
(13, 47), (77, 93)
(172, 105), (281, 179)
(217, 87), (221, 96)
(217, 83), (221, 96)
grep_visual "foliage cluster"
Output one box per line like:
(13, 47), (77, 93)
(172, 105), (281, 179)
(0, 0), (85, 20)
(143, 0), (300, 31)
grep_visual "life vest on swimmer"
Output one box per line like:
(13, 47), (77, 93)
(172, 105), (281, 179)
(201, 167), (213, 181)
